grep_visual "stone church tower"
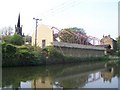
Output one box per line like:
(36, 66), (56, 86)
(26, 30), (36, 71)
(15, 13), (23, 36)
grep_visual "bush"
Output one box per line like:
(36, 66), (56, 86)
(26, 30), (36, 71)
(6, 44), (16, 54)
(2, 36), (11, 43)
(15, 50), (34, 60)
(2, 42), (47, 67)
(2, 43), (16, 57)
(46, 46), (63, 58)
(118, 50), (120, 56)
(43, 46), (64, 64)
(2, 43), (17, 67)
(10, 34), (24, 45)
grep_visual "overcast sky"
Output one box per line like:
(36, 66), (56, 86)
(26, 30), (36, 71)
(0, 0), (119, 39)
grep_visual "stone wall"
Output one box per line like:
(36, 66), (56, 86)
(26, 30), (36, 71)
(53, 41), (105, 57)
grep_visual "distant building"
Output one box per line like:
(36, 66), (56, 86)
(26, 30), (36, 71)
(15, 13), (23, 36)
(100, 35), (117, 53)
(32, 24), (53, 48)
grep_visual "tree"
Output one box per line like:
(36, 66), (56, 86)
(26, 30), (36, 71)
(1, 26), (13, 36)
(10, 34), (24, 45)
(117, 36), (120, 44)
(116, 36), (120, 56)
(59, 27), (88, 44)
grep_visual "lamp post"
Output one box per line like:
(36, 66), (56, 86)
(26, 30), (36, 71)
(33, 18), (42, 47)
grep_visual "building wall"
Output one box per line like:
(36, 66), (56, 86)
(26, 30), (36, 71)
(101, 36), (113, 49)
(32, 24), (53, 47)
(100, 35), (117, 51)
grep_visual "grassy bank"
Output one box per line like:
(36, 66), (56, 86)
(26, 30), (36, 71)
(2, 43), (110, 67)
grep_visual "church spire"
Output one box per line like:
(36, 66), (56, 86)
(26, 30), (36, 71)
(17, 13), (20, 28)
(15, 13), (22, 36)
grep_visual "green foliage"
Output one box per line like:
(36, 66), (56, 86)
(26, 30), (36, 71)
(68, 27), (86, 35)
(2, 42), (110, 67)
(118, 51), (120, 56)
(117, 36), (120, 44)
(2, 36), (12, 43)
(43, 46), (64, 64)
(10, 34), (24, 45)
(6, 44), (16, 54)
(34, 52), (46, 65)
(14, 49), (37, 66)
(46, 46), (63, 58)
(15, 49), (34, 60)
(2, 42), (7, 53)
(2, 42), (45, 67)
(2, 43), (16, 57)
(2, 43), (17, 67)
(116, 36), (120, 56)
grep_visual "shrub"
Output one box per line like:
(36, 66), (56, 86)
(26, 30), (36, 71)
(2, 43), (17, 67)
(44, 46), (64, 64)
(15, 49), (35, 61)
(6, 44), (16, 54)
(2, 36), (12, 43)
(46, 46), (63, 58)
(10, 34), (24, 45)
(118, 50), (120, 56)
(2, 42), (7, 53)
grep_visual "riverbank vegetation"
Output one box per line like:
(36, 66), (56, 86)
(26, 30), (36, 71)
(117, 36), (120, 57)
(2, 41), (110, 67)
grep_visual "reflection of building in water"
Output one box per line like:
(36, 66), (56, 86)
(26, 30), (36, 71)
(101, 67), (114, 82)
(55, 74), (88, 88)
(53, 72), (101, 88)
(87, 72), (101, 83)
(31, 77), (52, 89)
(53, 81), (63, 90)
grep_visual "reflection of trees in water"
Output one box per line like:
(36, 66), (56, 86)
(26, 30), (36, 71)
(2, 66), (46, 88)
(49, 62), (105, 88)
(101, 64), (119, 83)
(58, 74), (88, 88)
(48, 62), (105, 78)
(2, 62), (119, 88)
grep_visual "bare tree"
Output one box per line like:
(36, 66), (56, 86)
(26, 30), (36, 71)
(1, 26), (13, 36)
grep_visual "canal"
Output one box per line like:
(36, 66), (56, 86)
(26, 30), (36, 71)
(2, 61), (119, 89)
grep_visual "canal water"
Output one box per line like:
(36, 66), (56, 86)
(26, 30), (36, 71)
(2, 62), (119, 89)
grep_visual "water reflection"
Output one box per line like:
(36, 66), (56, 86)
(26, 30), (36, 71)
(2, 62), (119, 89)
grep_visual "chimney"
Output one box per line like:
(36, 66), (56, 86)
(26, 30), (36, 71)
(108, 35), (110, 38)
(103, 35), (104, 38)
